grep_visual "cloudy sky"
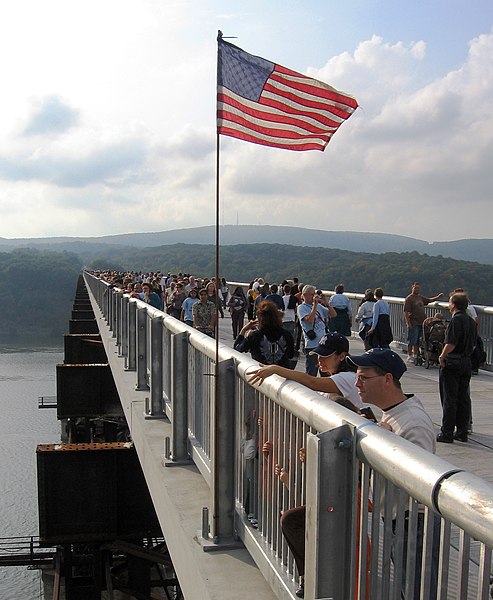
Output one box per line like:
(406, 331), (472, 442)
(1, 0), (493, 242)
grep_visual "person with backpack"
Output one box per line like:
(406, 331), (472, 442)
(234, 300), (295, 368)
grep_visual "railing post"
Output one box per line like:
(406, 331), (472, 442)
(211, 358), (237, 541)
(147, 315), (165, 417)
(305, 425), (355, 600)
(104, 286), (111, 325)
(200, 357), (241, 550)
(103, 284), (110, 321)
(135, 307), (148, 391)
(120, 295), (129, 359)
(126, 300), (137, 371)
(110, 290), (117, 337)
(115, 293), (122, 350)
(165, 331), (190, 464)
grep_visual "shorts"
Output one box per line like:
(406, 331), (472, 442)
(407, 324), (422, 346)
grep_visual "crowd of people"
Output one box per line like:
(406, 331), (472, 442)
(98, 271), (482, 450)
(97, 268), (483, 447)
(101, 270), (229, 338)
(95, 269), (483, 599)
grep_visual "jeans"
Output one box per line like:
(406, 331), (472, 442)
(304, 348), (319, 376)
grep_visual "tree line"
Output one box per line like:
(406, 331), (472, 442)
(0, 248), (82, 345)
(88, 243), (493, 305)
(1, 242), (491, 346)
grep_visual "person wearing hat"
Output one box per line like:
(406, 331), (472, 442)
(248, 332), (361, 409)
(348, 348), (438, 600)
(348, 348), (435, 450)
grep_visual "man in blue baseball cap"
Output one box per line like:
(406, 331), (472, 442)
(348, 347), (435, 450)
(348, 348), (439, 599)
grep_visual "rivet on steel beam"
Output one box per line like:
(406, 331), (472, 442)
(338, 439), (352, 450)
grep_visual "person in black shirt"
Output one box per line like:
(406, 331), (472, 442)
(437, 293), (477, 443)
(234, 300), (295, 368)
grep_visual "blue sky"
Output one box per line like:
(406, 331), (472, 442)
(1, 0), (493, 242)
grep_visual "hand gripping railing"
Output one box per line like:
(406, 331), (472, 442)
(84, 272), (493, 600)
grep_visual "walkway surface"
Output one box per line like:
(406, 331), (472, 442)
(217, 314), (493, 485)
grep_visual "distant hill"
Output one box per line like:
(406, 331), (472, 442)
(2, 242), (493, 347)
(0, 248), (82, 345)
(1, 225), (493, 265)
(86, 243), (493, 306)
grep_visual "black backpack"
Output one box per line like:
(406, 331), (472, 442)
(259, 333), (287, 365)
(471, 335), (487, 367)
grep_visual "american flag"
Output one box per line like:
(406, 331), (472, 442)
(217, 37), (358, 152)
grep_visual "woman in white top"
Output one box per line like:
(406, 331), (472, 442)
(282, 283), (297, 337)
(249, 331), (362, 409)
(356, 289), (376, 350)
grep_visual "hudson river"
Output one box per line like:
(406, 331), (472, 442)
(0, 348), (62, 600)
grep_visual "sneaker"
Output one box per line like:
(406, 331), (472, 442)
(406, 355), (415, 364)
(248, 515), (258, 529)
(295, 577), (304, 598)
(437, 433), (454, 443)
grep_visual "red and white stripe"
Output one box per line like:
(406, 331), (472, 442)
(217, 65), (358, 152)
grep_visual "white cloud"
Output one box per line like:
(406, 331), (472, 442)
(0, 3), (492, 242)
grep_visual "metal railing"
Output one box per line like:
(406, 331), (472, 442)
(84, 272), (493, 600)
(0, 536), (57, 567)
(38, 395), (57, 409)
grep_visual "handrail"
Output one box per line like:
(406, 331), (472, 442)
(235, 361), (493, 546)
(0, 536), (57, 566)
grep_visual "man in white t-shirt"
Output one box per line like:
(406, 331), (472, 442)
(348, 348), (439, 600)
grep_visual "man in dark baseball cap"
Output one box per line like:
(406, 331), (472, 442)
(347, 347), (407, 380)
(348, 347), (438, 598)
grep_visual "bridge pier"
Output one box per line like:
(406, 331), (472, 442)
(32, 276), (184, 600)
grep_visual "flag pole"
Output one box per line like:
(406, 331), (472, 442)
(215, 32), (222, 366)
(215, 134), (220, 362)
(213, 33), (221, 541)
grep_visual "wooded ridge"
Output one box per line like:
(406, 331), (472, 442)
(1, 241), (491, 345)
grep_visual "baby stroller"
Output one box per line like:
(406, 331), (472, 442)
(416, 316), (446, 369)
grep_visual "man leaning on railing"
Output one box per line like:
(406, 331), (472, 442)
(349, 348), (440, 600)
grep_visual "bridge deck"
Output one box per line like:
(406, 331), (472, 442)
(93, 301), (493, 600)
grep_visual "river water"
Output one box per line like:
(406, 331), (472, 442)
(0, 348), (62, 600)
